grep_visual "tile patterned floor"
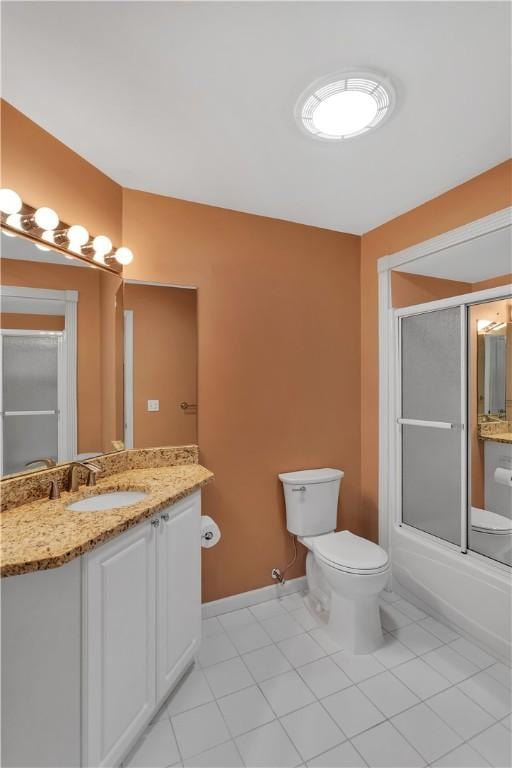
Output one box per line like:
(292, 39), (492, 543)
(124, 591), (512, 768)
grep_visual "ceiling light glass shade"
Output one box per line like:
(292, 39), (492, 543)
(6, 213), (23, 229)
(114, 247), (134, 265)
(92, 235), (112, 256)
(67, 224), (89, 246)
(0, 188), (22, 214)
(34, 206), (59, 230)
(297, 71), (395, 140)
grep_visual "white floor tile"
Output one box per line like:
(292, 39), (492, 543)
(260, 670), (316, 716)
(280, 593), (307, 612)
(171, 701), (230, 759)
(262, 613), (305, 642)
(290, 606), (321, 631)
(183, 740), (243, 767)
(281, 702), (345, 762)
(331, 650), (386, 683)
(236, 719), (301, 767)
(217, 684), (275, 737)
(197, 633), (238, 667)
(125, 719), (180, 768)
(372, 634), (415, 669)
(426, 687), (494, 740)
(422, 644), (479, 683)
(249, 599), (288, 621)
(430, 743), (490, 767)
(458, 670), (512, 719)
(297, 656), (353, 699)
(202, 616), (224, 638)
(450, 637), (496, 669)
(391, 703), (462, 763)
(278, 633), (326, 667)
(308, 627), (343, 655)
(352, 721), (425, 767)
(392, 623), (443, 655)
(242, 643), (292, 682)
(227, 621), (273, 653)
(392, 657), (451, 699)
(501, 713), (512, 730)
(322, 686), (385, 737)
(218, 607), (257, 630)
(417, 616), (459, 643)
(203, 656), (254, 698)
(393, 599), (427, 621)
(167, 668), (214, 716)
(379, 604), (414, 632)
(469, 722), (512, 768)
(379, 590), (401, 603)
(307, 741), (367, 767)
(487, 661), (512, 691)
(359, 670), (420, 717)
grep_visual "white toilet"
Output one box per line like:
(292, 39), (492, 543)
(279, 468), (390, 654)
(471, 507), (512, 566)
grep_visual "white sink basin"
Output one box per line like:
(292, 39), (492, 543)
(67, 491), (149, 512)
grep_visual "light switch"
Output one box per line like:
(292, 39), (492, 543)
(147, 399), (160, 412)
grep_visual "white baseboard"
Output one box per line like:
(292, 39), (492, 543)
(202, 576), (307, 618)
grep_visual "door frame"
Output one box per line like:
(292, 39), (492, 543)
(123, 309), (134, 449)
(377, 206), (512, 560)
(0, 285), (78, 464)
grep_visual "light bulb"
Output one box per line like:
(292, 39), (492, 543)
(92, 235), (112, 256)
(67, 224), (89, 246)
(114, 246), (134, 265)
(34, 207), (59, 230)
(0, 188), (22, 215)
(42, 230), (55, 243)
(68, 240), (83, 254)
(6, 213), (23, 229)
(35, 243), (51, 252)
(93, 253), (106, 264)
(2, 229), (16, 237)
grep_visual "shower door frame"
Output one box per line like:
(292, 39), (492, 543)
(378, 206), (512, 571)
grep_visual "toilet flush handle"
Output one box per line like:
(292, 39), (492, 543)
(292, 486), (306, 492)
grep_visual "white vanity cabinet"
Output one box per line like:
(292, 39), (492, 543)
(83, 490), (202, 768)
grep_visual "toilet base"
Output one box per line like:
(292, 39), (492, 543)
(327, 590), (384, 655)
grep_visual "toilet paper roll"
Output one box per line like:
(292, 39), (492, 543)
(201, 515), (221, 548)
(494, 467), (512, 487)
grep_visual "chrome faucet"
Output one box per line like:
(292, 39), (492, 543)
(25, 457), (56, 469)
(67, 461), (101, 492)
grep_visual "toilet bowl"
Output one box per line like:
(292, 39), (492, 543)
(470, 507), (512, 566)
(279, 468), (389, 654)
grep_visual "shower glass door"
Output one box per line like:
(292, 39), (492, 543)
(399, 306), (466, 547)
(0, 332), (60, 475)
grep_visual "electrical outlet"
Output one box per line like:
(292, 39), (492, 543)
(147, 399), (160, 412)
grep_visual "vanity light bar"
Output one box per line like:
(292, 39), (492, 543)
(0, 188), (134, 270)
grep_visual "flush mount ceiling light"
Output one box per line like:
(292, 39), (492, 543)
(296, 70), (395, 141)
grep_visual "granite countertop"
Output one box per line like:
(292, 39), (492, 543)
(479, 432), (512, 444)
(0, 463), (213, 577)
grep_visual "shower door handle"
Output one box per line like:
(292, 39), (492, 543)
(397, 418), (460, 430)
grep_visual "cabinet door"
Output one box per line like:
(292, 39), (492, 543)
(84, 521), (156, 768)
(156, 491), (201, 701)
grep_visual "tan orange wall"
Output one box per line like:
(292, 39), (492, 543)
(1, 313), (64, 331)
(1, 100), (123, 244)
(472, 274), (512, 292)
(124, 284), (198, 449)
(360, 160), (512, 539)
(391, 271), (471, 309)
(122, 189), (362, 601)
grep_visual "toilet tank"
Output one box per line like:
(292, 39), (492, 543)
(278, 468), (344, 536)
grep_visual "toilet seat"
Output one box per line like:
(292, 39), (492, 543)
(471, 507), (512, 535)
(313, 530), (389, 575)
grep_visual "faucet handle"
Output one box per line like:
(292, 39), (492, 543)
(48, 480), (60, 500)
(84, 462), (101, 486)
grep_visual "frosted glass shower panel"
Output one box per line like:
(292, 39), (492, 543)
(400, 307), (464, 545)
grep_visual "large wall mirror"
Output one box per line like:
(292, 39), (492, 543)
(0, 232), (198, 478)
(1, 232), (124, 477)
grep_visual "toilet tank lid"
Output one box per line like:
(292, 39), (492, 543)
(278, 468), (344, 485)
